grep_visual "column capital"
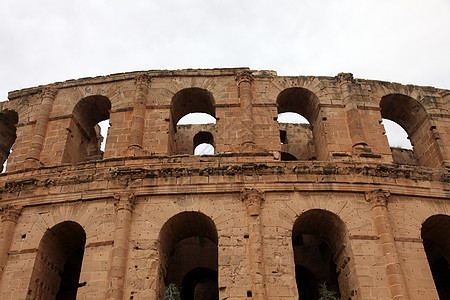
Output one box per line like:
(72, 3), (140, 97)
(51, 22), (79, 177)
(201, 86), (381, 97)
(134, 73), (151, 87)
(241, 188), (263, 202)
(114, 192), (136, 212)
(241, 188), (263, 216)
(365, 189), (390, 208)
(235, 71), (254, 85)
(0, 204), (22, 223)
(40, 87), (58, 99)
(336, 72), (354, 83)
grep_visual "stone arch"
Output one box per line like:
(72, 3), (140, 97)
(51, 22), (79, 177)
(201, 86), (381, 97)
(62, 95), (111, 164)
(27, 221), (86, 300)
(380, 94), (443, 167)
(158, 211), (219, 299)
(0, 109), (18, 171)
(169, 88), (216, 155)
(73, 83), (126, 110)
(171, 88), (215, 127)
(193, 131), (214, 155)
(292, 209), (355, 300)
(276, 88), (321, 160)
(421, 214), (450, 299)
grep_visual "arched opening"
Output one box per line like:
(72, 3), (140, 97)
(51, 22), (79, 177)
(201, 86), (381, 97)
(421, 215), (450, 299)
(292, 210), (350, 299)
(380, 94), (441, 167)
(295, 265), (318, 300)
(281, 152), (298, 161)
(159, 212), (219, 300)
(193, 131), (214, 155)
(169, 88), (216, 155)
(62, 95), (111, 164)
(0, 109), (18, 172)
(278, 112), (310, 124)
(381, 119), (412, 149)
(381, 118), (416, 165)
(181, 267), (218, 300)
(27, 221), (86, 300)
(277, 88), (320, 161)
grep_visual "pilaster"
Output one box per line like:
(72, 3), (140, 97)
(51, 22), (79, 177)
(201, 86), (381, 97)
(337, 73), (369, 155)
(241, 188), (267, 300)
(25, 87), (58, 167)
(0, 205), (22, 282)
(129, 74), (151, 152)
(365, 189), (409, 300)
(106, 192), (136, 300)
(236, 71), (256, 151)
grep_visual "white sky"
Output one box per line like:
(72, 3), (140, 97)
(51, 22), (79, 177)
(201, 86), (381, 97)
(1, 0), (449, 150)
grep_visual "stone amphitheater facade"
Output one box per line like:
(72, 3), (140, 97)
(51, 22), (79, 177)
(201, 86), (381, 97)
(0, 68), (449, 300)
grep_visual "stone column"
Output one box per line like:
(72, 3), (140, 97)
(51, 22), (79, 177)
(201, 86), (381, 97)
(241, 188), (267, 299)
(236, 71), (256, 151)
(337, 73), (367, 149)
(0, 205), (22, 282)
(365, 189), (409, 300)
(106, 192), (136, 300)
(129, 74), (151, 151)
(26, 87), (58, 166)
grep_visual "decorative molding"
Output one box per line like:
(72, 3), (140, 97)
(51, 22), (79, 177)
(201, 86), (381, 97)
(86, 240), (115, 248)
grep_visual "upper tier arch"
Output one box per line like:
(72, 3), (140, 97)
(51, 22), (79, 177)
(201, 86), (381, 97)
(1, 69), (447, 170)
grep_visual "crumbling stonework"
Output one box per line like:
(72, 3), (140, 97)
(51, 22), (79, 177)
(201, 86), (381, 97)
(0, 68), (448, 300)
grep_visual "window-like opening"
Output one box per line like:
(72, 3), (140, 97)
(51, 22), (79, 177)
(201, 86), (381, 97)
(293, 210), (353, 299)
(0, 109), (18, 172)
(27, 221), (86, 300)
(193, 131), (214, 155)
(159, 212), (219, 299)
(170, 88), (216, 155)
(380, 94), (441, 167)
(421, 215), (450, 299)
(277, 88), (319, 161)
(194, 143), (214, 155)
(280, 130), (287, 144)
(62, 95), (111, 164)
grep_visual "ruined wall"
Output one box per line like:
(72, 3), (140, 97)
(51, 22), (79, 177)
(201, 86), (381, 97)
(0, 68), (448, 300)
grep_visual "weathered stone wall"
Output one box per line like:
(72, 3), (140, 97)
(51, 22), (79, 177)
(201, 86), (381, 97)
(0, 68), (448, 300)
(279, 123), (315, 160)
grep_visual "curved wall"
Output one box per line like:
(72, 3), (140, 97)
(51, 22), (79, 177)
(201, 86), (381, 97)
(0, 68), (448, 299)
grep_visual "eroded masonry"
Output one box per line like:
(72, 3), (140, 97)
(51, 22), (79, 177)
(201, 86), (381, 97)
(0, 68), (449, 300)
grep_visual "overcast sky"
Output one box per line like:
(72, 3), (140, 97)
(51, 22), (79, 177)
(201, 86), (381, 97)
(1, 0), (449, 149)
(1, 0), (449, 100)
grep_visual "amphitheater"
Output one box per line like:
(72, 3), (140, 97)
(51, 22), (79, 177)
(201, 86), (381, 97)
(0, 68), (448, 300)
